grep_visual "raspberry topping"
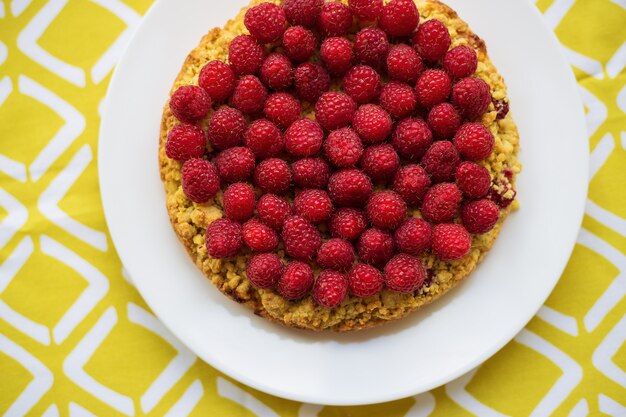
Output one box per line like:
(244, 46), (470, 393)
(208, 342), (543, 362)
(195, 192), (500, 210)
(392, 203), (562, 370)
(244, 119), (284, 159)
(361, 144), (400, 182)
(228, 35), (265, 75)
(453, 122), (495, 161)
(494, 99), (510, 120)
(379, 0), (419, 38)
(354, 28), (389, 68)
(260, 53), (294, 91)
(278, 261), (315, 300)
(392, 164), (431, 206)
(198, 61), (236, 102)
(384, 254), (426, 293)
(205, 218), (243, 259)
(452, 77), (492, 120)
(284, 118), (324, 157)
(348, 263), (384, 297)
(283, 0), (323, 28)
(328, 169), (373, 207)
(357, 228), (394, 267)
(394, 218), (432, 255)
(427, 102), (461, 139)
(166, 124), (206, 161)
(343, 65), (382, 104)
(366, 191), (407, 230)
(256, 194), (292, 230)
(215, 146), (255, 183)
(244, 3), (288, 43)
(231, 75), (268, 114)
(181, 158), (220, 203)
(207, 106), (246, 150)
(421, 182), (462, 223)
(432, 223), (471, 261)
(263, 92), (301, 129)
(281, 215), (322, 260)
(415, 69), (452, 109)
(319, 1), (353, 37)
(413, 19), (450, 62)
(461, 199), (500, 234)
(324, 127), (364, 168)
(353, 104), (392, 144)
(293, 189), (334, 223)
(317, 238), (356, 271)
(348, 0), (383, 21)
(387, 44), (423, 84)
(294, 63), (331, 103)
(282, 26), (316, 62)
(246, 253), (283, 289)
(330, 208), (368, 241)
(254, 158), (292, 195)
(223, 182), (256, 222)
(291, 157), (331, 189)
(379, 81), (417, 119)
(455, 161), (491, 198)
(315, 92), (357, 131)
(443, 45), (478, 79)
(391, 118), (433, 160)
(421, 140), (461, 182)
(170, 85), (211, 123)
(242, 219), (279, 252)
(321, 37), (354, 77)
(313, 270), (348, 308)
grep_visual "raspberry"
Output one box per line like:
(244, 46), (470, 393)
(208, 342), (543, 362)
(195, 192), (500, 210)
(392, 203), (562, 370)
(283, 0), (323, 28)
(453, 122), (495, 161)
(166, 124), (206, 161)
(257, 194), (292, 229)
(421, 182), (462, 223)
(443, 45), (478, 79)
(384, 254), (426, 293)
(452, 77), (491, 120)
(284, 118), (324, 157)
(169, 85), (211, 123)
(294, 63), (330, 103)
(278, 261), (314, 300)
(379, 81), (417, 119)
(215, 146), (255, 183)
(243, 119), (283, 159)
(320, 37), (354, 76)
(343, 65), (381, 104)
(260, 53), (294, 91)
(207, 106), (246, 150)
(366, 191), (407, 230)
(415, 69), (451, 109)
(246, 253), (283, 289)
(421, 141), (461, 182)
(413, 19), (450, 62)
(455, 161), (491, 198)
(354, 28), (389, 68)
(432, 223), (471, 260)
(317, 239), (355, 271)
(318, 2), (353, 37)
(394, 218), (432, 255)
(461, 199), (499, 234)
(291, 157), (331, 189)
(348, 0), (383, 21)
(352, 104), (392, 144)
(281, 215), (322, 260)
(324, 127), (363, 168)
(205, 218), (243, 258)
(387, 44), (423, 84)
(361, 144), (399, 182)
(327, 169), (373, 207)
(427, 102), (461, 139)
(223, 182), (256, 222)
(313, 270), (348, 308)
(254, 158), (292, 195)
(228, 35), (265, 75)
(282, 26), (316, 63)
(181, 158), (220, 203)
(198, 61), (236, 102)
(379, 0), (419, 37)
(348, 264), (384, 297)
(242, 219), (279, 252)
(293, 189), (333, 223)
(244, 3), (288, 43)
(488, 184), (516, 209)
(392, 164), (431, 206)
(231, 75), (268, 114)
(264, 93), (301, 129)
(391, 117), (432, 160)
(494, 99), (509, 120)
(357, 228), (394, 267)
(315, 92), (357, 131)
(330, 208), (368, 241)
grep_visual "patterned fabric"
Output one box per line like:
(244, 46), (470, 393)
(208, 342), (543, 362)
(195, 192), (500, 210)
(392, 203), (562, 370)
(0, 0), (625, 415)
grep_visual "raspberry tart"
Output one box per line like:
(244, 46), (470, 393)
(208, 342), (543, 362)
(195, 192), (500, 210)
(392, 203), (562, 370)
(159, 0), (520, 331)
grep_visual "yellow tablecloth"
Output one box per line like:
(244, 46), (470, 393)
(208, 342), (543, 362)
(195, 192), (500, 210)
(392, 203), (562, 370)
(1, 0), (625, 415)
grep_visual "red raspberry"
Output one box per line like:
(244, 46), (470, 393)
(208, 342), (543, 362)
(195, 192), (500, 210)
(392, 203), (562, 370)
(198, 61), (236, 102)
(494, 99), (510, 120)
(169, 85), (211, 123)
(452, 77), (492, 120)
(283, 0), (323, 28)
(231, 75), (268, 114)
(313, 270), (348, 308)
(282, 26), (316, 63)
(384, 254), (426, 293)
(413, 19), (450, 62)
(315, 92), (357, 131)
(317, 239), (355, 271)
(328, 169), (373, 207)
(454, 122), (495, 161)
(228, 35), (265, 75)
(324, 127), (363, 168)
(181, 158), (220, 203)
(394, 218), (432, 255)
(343, 65), (381, 104)
(244, 3), (288, 43)
(215, 146), (255, 183)
(421, 141), (461, 182)
(281, 215), (322, 260)
(264, 92), (301, 129)
(293, 189), (333, 223)
(461, 199), (499, 234)
(427, 102), (461, 139)
(278, 261), (314, 300)
(254, 158), (292, 195)
(318, 2), (353, 37)
(366, 191), (407, 230)
(242, 219), (279, 252)
(415, 69), (451, 109)
(357, 228), (394, 267)
(260, 53), (294, 91)
(354, 28), (389, 68)
(294, 63), (330, 103)
(244, 119), (283, 159)
(284, 118), (323, 157)
(361, 144), (399, 182)
(291, 157), (331, 189)
(207, 106), (246, 150)
(348, 0), (383, 21)
(257, 194), (292, 229)
(223, 182), (256, 222)
(246, 253), (283, 289)
(432, 223), (471, 261)
(330, 208), (368, 241)
(455, 161), (491, 198)
(392, 164), (431, 206)
(320, 37), (354, 77)
(443, 45), (478, 79)
(379, 81), (417, 119)
(348, 264), (384, 297)
(488, 180), (516, 209)
(205, 218), (243, 258)
(379, 0), (419, 37)
(391, 117), (432, 160)
(166, 124), (206, 161)
(421, 182), (462, 223)
(352, 104), (392, 144)
(387, 44), (423, 84)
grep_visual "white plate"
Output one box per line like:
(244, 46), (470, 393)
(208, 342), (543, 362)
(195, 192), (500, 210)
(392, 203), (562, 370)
(99, 0), (588, 406)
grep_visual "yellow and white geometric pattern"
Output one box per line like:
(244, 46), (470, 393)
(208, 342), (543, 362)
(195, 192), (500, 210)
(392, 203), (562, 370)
(0, 0), (625, 415)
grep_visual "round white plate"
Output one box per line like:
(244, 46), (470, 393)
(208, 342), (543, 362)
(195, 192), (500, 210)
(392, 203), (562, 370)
(99, 0), (588, 406)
